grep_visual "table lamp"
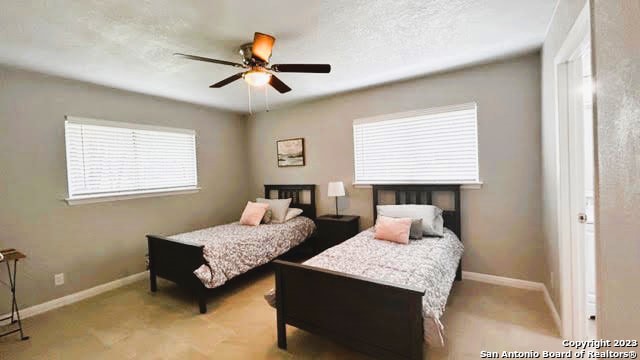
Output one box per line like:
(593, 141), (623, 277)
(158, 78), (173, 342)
(327, 181), (346, 218)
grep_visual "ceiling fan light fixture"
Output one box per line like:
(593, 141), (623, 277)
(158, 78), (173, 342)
(175, 31), (331, 94)
(243, 70), (272, 87)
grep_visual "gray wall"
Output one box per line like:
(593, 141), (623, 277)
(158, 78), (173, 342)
(0, 66), (248, 310)
(591, 0), (640, 339)
(247, 53), (546, 282)
(540, 0), (587, 317)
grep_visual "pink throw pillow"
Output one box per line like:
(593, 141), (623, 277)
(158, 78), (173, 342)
(374, 216), (412, 244)
(240, 201), (270, 226)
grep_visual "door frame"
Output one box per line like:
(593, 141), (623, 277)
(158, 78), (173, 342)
(553, 3), (594, 340)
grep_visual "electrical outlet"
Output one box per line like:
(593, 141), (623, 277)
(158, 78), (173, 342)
(54, 273), (65, 286)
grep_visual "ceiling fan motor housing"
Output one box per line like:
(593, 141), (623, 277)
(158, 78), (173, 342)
(239, 43), (268, 66)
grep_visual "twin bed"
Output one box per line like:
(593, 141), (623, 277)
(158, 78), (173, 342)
(147, 184), (463, 360)
(146, 184), (317, 314)
(273, 184), (463, 360)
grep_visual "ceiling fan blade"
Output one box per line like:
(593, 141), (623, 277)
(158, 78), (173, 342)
(174, 53), (245, 68)
(271, 64), (331, 73)
(269, 74), (292, 93)
(210, 72), (244, 88)
(252, 32), (275, 62)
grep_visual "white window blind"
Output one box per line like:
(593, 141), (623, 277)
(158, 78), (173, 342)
(353, 103), (479, 184)
(65, 117), (198, 201)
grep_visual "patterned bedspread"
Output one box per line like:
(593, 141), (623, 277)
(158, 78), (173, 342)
(169, 217), (316, 289)
(272, 227), (463, 346)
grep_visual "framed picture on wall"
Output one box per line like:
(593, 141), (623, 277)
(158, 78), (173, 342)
(277, 138), (305, 167)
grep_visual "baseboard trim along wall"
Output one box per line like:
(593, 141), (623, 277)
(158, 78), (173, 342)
(462, 271), (561, 332)
(2, 270), (562, 334)
(0, 271), (148, 324)
(542, 285), (562, 333)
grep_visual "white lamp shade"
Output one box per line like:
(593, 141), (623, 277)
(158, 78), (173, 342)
(327, 181), (346, 197)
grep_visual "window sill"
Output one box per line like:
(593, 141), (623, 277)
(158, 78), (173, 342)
(65, 187), (201, 205)
(352, 182), (483, 190)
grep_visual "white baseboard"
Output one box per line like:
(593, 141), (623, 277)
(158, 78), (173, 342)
(542, 284), (562, 332)
(462, 271), (544, 290)
(1, 271), (148, 323)
(462, 271), (561, 332)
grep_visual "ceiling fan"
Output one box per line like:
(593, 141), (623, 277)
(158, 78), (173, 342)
(174, 32), (331, 94)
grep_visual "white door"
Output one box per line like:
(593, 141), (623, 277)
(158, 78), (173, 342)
(567, 40), (596, 339)
(580, 49), (596, 320)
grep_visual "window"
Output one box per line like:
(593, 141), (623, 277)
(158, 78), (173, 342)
(65, 117), (198, 203)
(353, 103), (479, 184)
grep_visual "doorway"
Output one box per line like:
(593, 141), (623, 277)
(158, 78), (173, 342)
(568, 40), (596, 339)
(554, 3), (597, 340)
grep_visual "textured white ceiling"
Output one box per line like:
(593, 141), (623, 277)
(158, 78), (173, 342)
(0, 0), (556, 113)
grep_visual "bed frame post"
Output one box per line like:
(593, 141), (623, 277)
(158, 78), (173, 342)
(198, 286), (207, 314)
(408, 294), (424, 360)
(149, 271), (157, 292)
(275, 265), (287, 349)
(147, 238), (158, 292)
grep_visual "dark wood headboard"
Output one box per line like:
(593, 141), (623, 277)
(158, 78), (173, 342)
(264, 184), (316, 219)
(372, 184), (461, 241)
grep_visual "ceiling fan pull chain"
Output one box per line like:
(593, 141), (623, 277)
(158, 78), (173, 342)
(247, 83), (252, 115)
(265, 86), (270, 112)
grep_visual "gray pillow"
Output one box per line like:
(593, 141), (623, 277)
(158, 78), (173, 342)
(376, 204), (444, 237)
(256, 198), (291, 223)
(261, 209), (273, 224)
(409, 219), (423, 240)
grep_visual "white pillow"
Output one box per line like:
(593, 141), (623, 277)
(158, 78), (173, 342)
(256, 198), (291, 223)
(284, 208), (303, 222)
(376, 204), (444, 237)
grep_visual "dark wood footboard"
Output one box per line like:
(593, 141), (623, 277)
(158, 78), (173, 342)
(274, 259), (425, 360)
(147, 235), (209, 313)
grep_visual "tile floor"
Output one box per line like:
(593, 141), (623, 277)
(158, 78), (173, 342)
(0, 267), (565, 359)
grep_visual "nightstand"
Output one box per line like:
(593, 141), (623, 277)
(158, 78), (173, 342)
(315, 215), (360, 253)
